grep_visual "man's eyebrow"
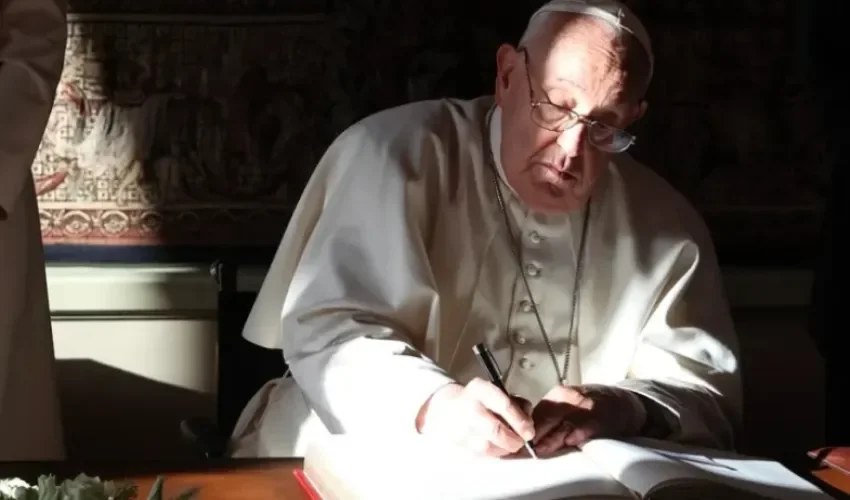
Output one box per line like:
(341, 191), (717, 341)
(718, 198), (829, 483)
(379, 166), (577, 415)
(556, 77), (586, 91)
(549, 80), (627, 119)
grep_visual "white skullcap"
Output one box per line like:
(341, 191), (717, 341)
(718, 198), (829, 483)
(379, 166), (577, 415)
(525, 0), (654, 79)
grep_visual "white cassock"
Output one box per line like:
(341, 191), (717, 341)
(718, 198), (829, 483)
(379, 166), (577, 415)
(0, 0), (67, 460)
(229, 96), (742, 458)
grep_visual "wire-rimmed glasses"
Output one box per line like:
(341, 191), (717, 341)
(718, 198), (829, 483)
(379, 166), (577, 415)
(519, 47), (636, 154)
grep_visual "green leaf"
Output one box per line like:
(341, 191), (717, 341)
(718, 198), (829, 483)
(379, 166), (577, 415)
(145, 478), (164, 500)
(0, 474), (199, 500)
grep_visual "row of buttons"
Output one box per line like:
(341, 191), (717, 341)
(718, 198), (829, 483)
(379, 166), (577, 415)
(527, 229), (544, 280)
(511, 230), (550, 373)
(517, 229), (543, 370)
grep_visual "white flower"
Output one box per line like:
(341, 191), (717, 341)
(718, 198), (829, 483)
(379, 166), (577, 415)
(0, 478), (31, 498)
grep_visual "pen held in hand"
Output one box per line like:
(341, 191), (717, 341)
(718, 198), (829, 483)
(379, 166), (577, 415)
(472, 343), (539, 459)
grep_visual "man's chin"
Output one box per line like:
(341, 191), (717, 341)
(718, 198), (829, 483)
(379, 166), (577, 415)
(522, 181), (587, 214)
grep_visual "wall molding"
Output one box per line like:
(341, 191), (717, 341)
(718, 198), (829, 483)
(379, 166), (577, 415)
(46, 264), (814, 316)
(47, 264), (218, 317)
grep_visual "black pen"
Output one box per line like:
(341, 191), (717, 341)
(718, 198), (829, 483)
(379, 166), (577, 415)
(472, 343), (538, 459)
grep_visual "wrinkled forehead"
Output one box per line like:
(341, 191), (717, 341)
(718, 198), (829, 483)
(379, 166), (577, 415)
(532, 19), (629, 106)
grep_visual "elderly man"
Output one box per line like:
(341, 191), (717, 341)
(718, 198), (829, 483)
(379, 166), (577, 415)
(0, 0), (68, 459)
(230, 0), (741, 459)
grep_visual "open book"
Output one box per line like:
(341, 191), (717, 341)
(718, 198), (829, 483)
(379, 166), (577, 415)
(300, 434), (833, 499)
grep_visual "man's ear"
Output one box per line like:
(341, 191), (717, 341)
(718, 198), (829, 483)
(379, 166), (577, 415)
(636, 100), (648, 121)
(623, 100), (648, 128)
(494, 44), (520, 105)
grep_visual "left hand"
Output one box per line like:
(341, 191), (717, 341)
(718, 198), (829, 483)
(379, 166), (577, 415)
(530, 384), (646, 456)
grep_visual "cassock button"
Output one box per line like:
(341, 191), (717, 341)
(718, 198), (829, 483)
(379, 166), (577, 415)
(528, 230), (543, 244)
(518, 300), (534, 313)
(519, 357), (534, 369)
(512, 330), (527, 345)
(525, 263), (541, 277)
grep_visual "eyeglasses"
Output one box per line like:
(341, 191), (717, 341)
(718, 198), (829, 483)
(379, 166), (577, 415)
(519, 47), (636, 154)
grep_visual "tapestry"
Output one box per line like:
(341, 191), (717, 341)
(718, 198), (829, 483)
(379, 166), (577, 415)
(32, 0), (830, 265)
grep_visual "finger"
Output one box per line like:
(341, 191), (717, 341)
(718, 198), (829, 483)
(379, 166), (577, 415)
(544, 385), (594, 410)
(467, 378), (535, 441)
(530, 400), (570, 445)
(504, 448), (528, 460)
(511, 395), (533, 416)
(564, 419), (603, 447)
(461, 422), (516, 458)
(484, 441), (514, 458)
(471, 405), (524, 453)
(531, 415), (562, 446)
(535, 421), (574, 456)
(486, 438), (517, 458)
(454, 391), (520, 457)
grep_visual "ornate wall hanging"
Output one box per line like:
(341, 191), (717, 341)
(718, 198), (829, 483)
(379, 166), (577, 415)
(32, 0), (829, 265)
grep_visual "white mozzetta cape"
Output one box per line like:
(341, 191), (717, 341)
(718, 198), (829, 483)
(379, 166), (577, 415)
(233, 96), (741, 457)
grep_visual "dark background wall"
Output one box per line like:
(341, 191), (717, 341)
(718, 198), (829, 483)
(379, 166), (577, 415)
(30, 0), (831, 266)
(808, 0), (848, 445)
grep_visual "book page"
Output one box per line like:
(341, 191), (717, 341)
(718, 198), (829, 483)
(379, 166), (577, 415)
(303, 434), (636, 500)
(580, 438), (832, 500)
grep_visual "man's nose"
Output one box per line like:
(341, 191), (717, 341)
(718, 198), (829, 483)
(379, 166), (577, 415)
(556, 123), (587, 157)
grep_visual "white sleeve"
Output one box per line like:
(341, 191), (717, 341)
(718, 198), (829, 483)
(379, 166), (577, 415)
(616, 238), (743, 450)
(0, 0), (66, 218)
(280, 125), (456, 436)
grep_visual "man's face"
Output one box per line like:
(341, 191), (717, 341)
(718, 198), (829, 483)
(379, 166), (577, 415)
(494, 16), (646, 214)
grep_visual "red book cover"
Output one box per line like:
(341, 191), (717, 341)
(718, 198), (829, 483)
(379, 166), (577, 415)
(293, 468), (323, 500)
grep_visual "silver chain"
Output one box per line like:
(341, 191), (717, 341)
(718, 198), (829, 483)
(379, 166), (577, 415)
(484, 106), (591, 385)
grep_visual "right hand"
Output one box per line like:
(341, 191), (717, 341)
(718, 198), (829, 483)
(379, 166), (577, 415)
(415, 378), (535, 457)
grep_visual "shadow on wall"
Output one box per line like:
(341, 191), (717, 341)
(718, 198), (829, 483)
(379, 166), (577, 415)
(733, 307), (825, 460)
(57, 359), (214, 461)
(46, 265), (221, 460)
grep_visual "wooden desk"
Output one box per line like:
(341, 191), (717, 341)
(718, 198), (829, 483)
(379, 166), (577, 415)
(809, 448), (850, 498)
(814, 468), (850, 497)
(0, 455), (847, 499)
